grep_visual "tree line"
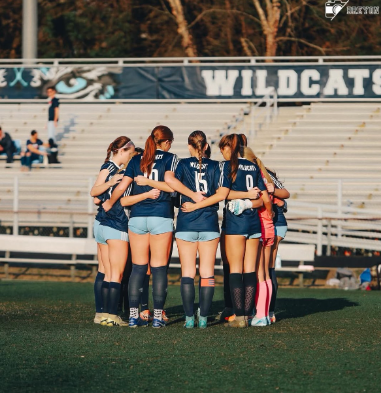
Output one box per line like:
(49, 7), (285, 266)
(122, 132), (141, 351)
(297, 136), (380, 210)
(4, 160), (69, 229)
(0, 0), (379, 60)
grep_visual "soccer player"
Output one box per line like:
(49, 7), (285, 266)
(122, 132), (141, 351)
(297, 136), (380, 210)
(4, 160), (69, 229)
(165, 131), (230, 328)
(267, 170), (290, 323)
(103, 126), (181, 328)
(90, 137), (126, 324)
(47, 87), (59, 141)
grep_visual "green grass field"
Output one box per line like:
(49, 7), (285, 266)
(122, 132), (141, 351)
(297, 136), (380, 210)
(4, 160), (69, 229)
(1, 282), (380, 393)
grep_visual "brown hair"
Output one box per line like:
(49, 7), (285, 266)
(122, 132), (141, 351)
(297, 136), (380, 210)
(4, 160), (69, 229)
(104, 136), (132, 163)
(238, 134), (248, 147)
(219, 134), (241, 181)
(140, 125), (173, 176)
(243, 147), (273, 185)
(188, 130), (207, 178)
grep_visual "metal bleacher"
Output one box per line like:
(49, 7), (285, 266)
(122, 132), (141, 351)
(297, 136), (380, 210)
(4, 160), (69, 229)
(0, 102), (380, 253)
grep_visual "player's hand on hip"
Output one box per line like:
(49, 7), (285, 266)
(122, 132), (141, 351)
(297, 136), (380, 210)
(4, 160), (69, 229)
(181, 202), (196, 213)
(134, 175), (149, 186)
(102, 200), (111, 212)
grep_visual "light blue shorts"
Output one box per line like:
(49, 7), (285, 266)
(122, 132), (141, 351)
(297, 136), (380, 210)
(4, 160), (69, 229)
(93, 219), (100, 239)
(128, 217), (174, 235)
(275, 226), (288, 239)
(175, 231), (220, 243)
(95, 224), (129, 245)
(243, 233), (262, 239)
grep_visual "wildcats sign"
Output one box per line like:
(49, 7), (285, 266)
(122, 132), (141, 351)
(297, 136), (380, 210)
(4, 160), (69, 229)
(198, 66), (381, 100)
(1, 63), (381, 100)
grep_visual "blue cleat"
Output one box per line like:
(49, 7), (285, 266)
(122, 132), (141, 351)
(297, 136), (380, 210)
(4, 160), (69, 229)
(152, 318), (166, 328)
(184, 316), (194, 329)
(198, 316), (207, 329)
(251, 316), (268, 327)
(129, 317), (140, 328)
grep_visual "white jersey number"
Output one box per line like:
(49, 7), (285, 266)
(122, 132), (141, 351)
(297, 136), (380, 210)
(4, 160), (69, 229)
(195, 171), (208, 193)
(246, 175), (254, 190)
(145, 163), (159, 181)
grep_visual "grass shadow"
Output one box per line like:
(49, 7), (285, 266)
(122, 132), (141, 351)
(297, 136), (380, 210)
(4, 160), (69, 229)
(276, 297), (359, 320)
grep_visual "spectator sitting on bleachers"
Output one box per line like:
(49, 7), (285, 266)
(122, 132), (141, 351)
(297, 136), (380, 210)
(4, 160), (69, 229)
(0, 126), (16, 165)
(20, 130), (50, 171)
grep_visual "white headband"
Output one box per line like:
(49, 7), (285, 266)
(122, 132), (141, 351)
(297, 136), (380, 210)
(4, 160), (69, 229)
(118, 141), (135, 150)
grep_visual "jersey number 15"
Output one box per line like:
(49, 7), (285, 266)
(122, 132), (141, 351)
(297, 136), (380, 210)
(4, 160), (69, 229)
(195, 172), (208, 193)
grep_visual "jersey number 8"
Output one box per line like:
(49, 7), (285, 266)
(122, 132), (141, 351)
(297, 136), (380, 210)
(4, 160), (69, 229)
(195, 171), (208, 193)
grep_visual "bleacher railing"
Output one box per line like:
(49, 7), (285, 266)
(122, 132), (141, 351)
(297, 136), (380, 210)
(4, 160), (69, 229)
(1, 176), (381, 255)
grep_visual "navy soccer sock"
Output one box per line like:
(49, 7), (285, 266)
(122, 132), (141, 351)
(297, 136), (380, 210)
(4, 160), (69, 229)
(101, 281), (110, 313)
(152, 266), (168, 319)
(108, 282), (121, 316)
(128, 264), (148, 317)
(141, 273), (150, 312)
(229, 273), (244, 317)
(94, 272), (105, 313)
(223, 263), (233, 308)
(269, 268), (278, 313)
(199, 277), (215, 317)
(180, 277), (195, 317)
(243, 272), (257, 317)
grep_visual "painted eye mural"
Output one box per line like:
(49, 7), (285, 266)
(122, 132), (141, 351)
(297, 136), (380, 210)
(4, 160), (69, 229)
(30, 66), (122, 99)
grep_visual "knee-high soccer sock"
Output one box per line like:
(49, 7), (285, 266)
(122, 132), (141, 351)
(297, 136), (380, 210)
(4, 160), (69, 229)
(255, 281), (268, 319)
(108, 282), (121, 316)
(200, 277), (215, 317)
(122, 260), (132, 314)
(128, 264), (148, 319)
(101, 281), (110, 314)
(223, 263), (233, 309)
(243, 272), (257, 317)
(229, 273), (244, 317)
(180, 277), (195, 317)
(141, 273), (150, 312)
(265, 279), (273, 316)
(152, 266), (168, 321)
(94, 272), (105, 313)
(269, 268), (278, 314)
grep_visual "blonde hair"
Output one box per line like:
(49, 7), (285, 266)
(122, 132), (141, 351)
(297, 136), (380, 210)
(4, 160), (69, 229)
(243, 147), (273, 185)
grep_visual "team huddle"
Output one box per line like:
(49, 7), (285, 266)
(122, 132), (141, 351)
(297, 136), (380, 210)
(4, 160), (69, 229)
(91, 126), (290, 329)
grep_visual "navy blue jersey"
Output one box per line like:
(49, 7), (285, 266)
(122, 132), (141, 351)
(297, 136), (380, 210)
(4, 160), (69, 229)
(268, 170), (288, 228)
(175, 157), (229, 233)
(95, 161), (121, 222)
(125, 150), (179, 219)
(225, 158), (266, 236)
(98, 168), (131, 232)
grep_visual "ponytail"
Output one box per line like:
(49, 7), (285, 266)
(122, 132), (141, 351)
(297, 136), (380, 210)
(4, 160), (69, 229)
(219, 134), (241, 182)
(140, 125), (173, 176)
(104, 142), (113, 163)
(188, 130), (207, 179)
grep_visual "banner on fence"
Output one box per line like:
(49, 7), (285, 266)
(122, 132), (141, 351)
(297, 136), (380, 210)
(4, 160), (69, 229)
(0, 64), (380, 100)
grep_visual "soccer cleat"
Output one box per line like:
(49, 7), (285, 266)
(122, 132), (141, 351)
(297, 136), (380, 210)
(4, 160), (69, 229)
(198, 316), (208, 329)
(106, 315), (128, 327)
(100, 313), (110, 326)
(269, 312), (276, 324)
(250, 316), (268, 327)
(266, 316), (271, 325)
(218, 307), (234, 321)
(184, 316), (195, 329)
(152, 318), (166, 328)
(224, 317), (247, 328)
(94, 312), (102, 324)
(129, 316), (141, 328)
(162, 310), (169, 323)
(140, 310), (153, 323)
